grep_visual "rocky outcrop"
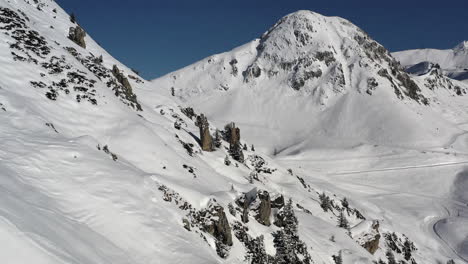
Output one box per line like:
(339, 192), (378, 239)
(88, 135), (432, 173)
(254, 190), (271, 226)
(68, 26), (86, 48)
(199, 203), (233, 246)
(225, 122), (240, 146)
(110, 65), (142, 111)
(112, 65), (132, 92)
(225, 122), (243, 162)
(236, 189), (273, 226)
(352, 220), (381, 254)
(196, 114), (214, 151)
(271, 194), (285, 209)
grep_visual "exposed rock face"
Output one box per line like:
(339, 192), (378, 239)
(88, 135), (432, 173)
(68, 26), (86, 48)
(254, 190), (271, 226)
(112, 65), (132, 92)
(225, 122), (243, 162)
(235, 193), (251, 223)
(196, 114), (214, 151)
(236, 189), (273, 226)
(110, 65), (142, 111)
(271, 194), (285, 209)
(225, 122), (240, 146)
(200, 204), (233, 246)
(353, 220), (381, 254)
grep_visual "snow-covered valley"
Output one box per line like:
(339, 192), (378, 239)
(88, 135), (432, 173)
(0, 1), (467, 264)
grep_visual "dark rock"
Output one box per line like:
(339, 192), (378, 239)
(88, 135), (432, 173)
(68, 26), (86, 48)
(360, 221), (381, 254)
(196, 114), (214, 151)
(271, 194), (285, 209)
(224, 122), (244, 162)
(201, 203), (233, 246)
(112, 65), (132, 92)
(254, 190), (272, 226)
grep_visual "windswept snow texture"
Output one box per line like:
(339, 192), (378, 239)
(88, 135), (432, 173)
(393, 41), (468, 83)
(1, 2), (468, 264)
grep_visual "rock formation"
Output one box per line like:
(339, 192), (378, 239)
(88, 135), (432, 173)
(110, 65), (142, 111)
(196, 114), (214, 151)
(68, 26), (86, 48)
(236, 189), (273, 226)
(225, 122), (243, 162)
(254, 190), (272, 226)
(353, 220), (381, 255)
(201, 204), (233, 246)
(112, 65), (132, 92)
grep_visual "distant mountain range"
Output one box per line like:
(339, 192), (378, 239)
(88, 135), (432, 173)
(393, 41), (468, 83)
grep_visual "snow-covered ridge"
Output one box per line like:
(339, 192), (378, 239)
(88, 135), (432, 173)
(393, 41), (468, 83)
(1, 1), (467, 264)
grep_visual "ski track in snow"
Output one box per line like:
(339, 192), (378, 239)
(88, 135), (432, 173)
(327, 161), (468, 176)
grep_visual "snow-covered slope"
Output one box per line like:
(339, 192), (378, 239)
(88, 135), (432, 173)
(393, 41), (468, 83)
(1, 1), (467, 264)
(152, 11), (468, 153)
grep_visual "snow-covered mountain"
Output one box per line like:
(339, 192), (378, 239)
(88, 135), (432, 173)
(393, 41), (468, 83)
(1, 1), (467, 264)
(152, 11), (468, 153)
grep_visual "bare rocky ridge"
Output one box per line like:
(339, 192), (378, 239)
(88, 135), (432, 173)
(68, 25), (86, 48)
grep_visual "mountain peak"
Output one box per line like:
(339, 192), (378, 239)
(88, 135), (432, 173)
(453, 40), (468, 53)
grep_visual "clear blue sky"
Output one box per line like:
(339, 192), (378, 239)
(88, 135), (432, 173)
(56, 0), (468, 80)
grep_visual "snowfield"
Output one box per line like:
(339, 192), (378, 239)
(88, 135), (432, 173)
(393, 41), (468, 83)
(0, 1), (467, 264)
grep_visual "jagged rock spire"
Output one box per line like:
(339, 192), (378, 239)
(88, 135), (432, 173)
(196, 114), (214, 151)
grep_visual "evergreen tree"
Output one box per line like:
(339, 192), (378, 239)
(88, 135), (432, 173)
(337, 210), (350, 230)
(214, 129), (222, 148)
(386, 250), (397, 264)
(251, 144), (255, 151)
(224, 155), (231, 166)
(230, 141), (244, 162)
(272, 199), (312, 264)
(171, 87), (175, 96)
(248, 235), (271, 264)
(341, 197), (349, 209)
(243, 143), (248, 150)
(402, 237), (415, 261)
(319, 192), (332, 212)
(332, 250), (343, 264)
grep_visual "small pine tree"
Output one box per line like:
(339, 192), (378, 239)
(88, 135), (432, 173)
(224, 155), (231, 166)
(251, 144), (255, 151)
(243, 143), (248, 150)
(171, 87), (175, 96)
(230, 141), (244, 162)
(319, 192), (331, 212)
(337, 210), (350, 230)
(227, 203), (236, 216)
(386, 250), (397, 264)
(341, 197), (349, 208)
(213, 129), (222, 148)
(332, 250), (343, 264)
(70, 13), (76, 23)
(402, 237), (415, 261)
(248, 235), (270, 264)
